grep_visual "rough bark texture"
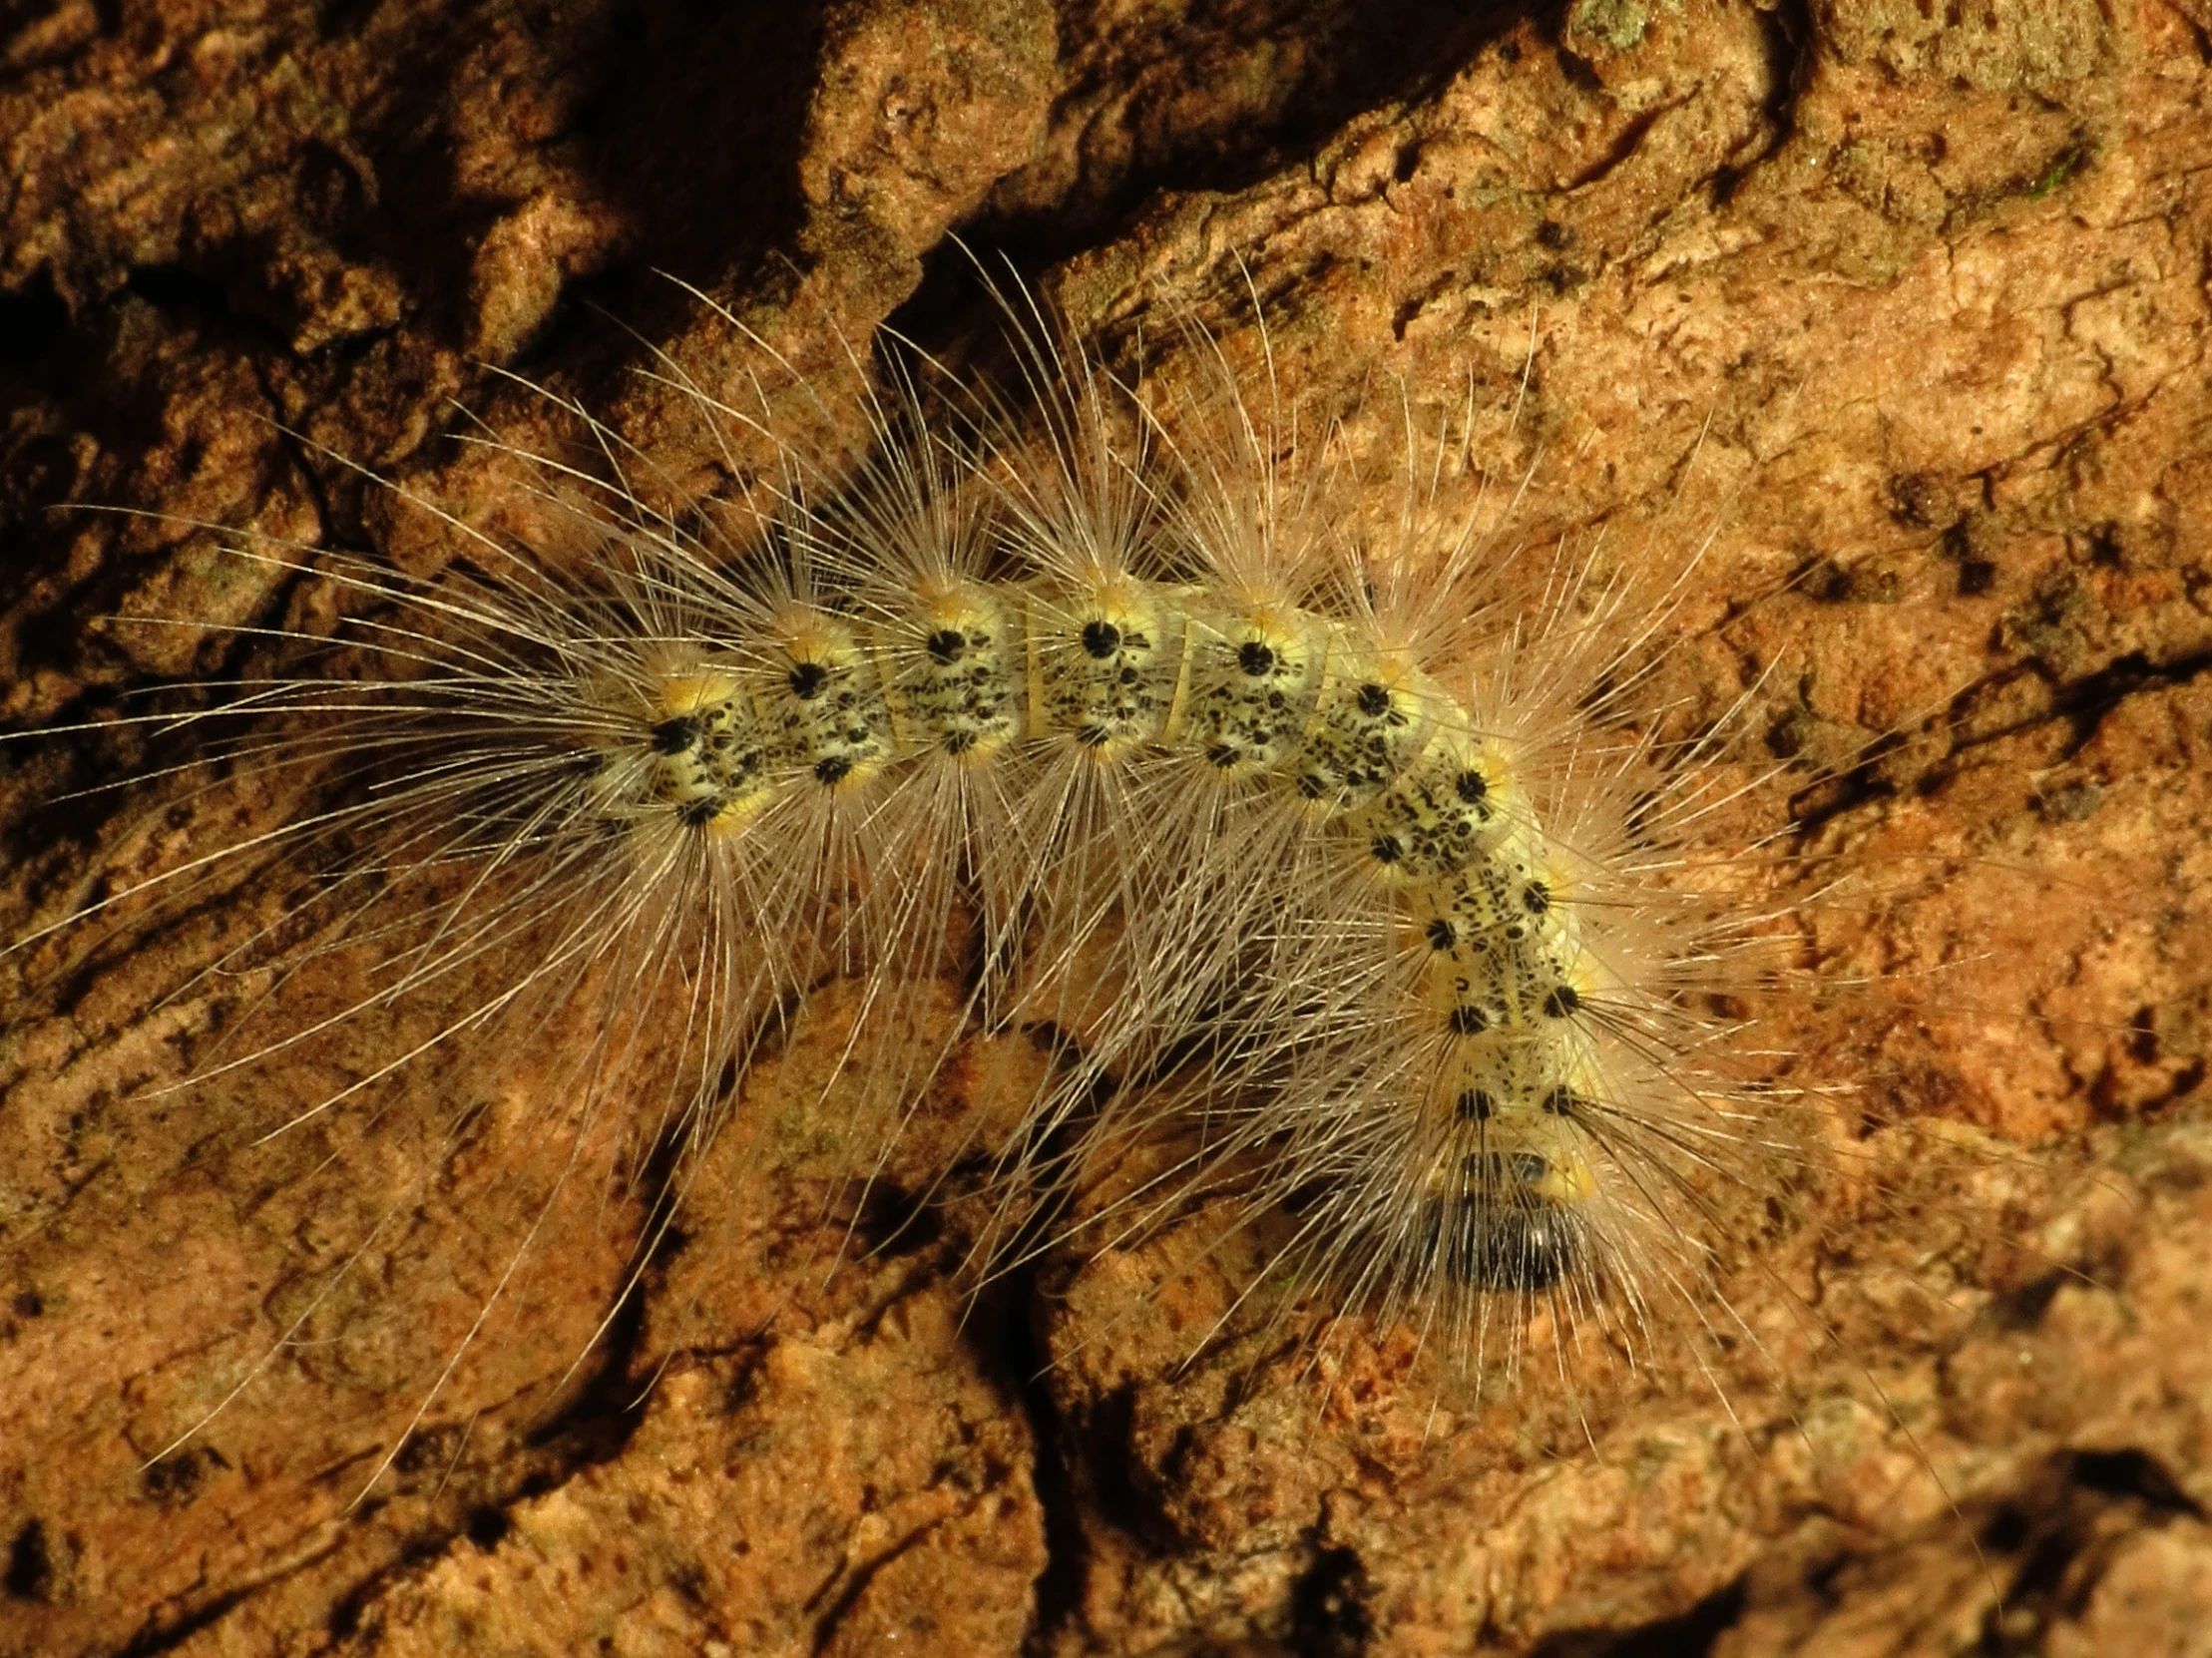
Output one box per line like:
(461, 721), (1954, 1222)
(3, 1), (2210, 1654)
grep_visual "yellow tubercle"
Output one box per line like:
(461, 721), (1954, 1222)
(651, 667), (750, 721)
(1530, 1146), (1598, 1207)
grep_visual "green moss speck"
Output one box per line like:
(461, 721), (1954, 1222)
(1573, 0), (1648, 50)
(1570, 0), (1681, 51)
(2026, 142), (2088, 199)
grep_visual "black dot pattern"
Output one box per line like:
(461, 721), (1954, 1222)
(889, 593), (1021, 762)
(1179, 617), (1324, 774)
(1295, 657), (1430, 813)
(1040, 589), (1177, 750)
(1356, 735), (1509, 880)
(759, 629), (895, 792)
(648, 678), (770, 829)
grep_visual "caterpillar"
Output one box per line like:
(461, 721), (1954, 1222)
(14, 289), (1749, 1339)
(0, 277), (2157, 1658)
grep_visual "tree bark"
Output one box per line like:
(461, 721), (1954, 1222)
(2, 1), (2209, 1653)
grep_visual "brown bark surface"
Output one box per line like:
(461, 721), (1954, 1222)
(2, 1), (2210, 1654)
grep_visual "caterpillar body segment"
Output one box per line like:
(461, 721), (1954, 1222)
(880, 583), (1026, 762)
(1284, 633), (1444, 814)
(645, 668), (772, 831)
(1158, 598), (1330, 777)
(1022, 578), (1187, 753)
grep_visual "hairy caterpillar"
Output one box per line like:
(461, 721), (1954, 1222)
(14, 290), (1745, 1351)
(0, 276), (2152, 1658)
